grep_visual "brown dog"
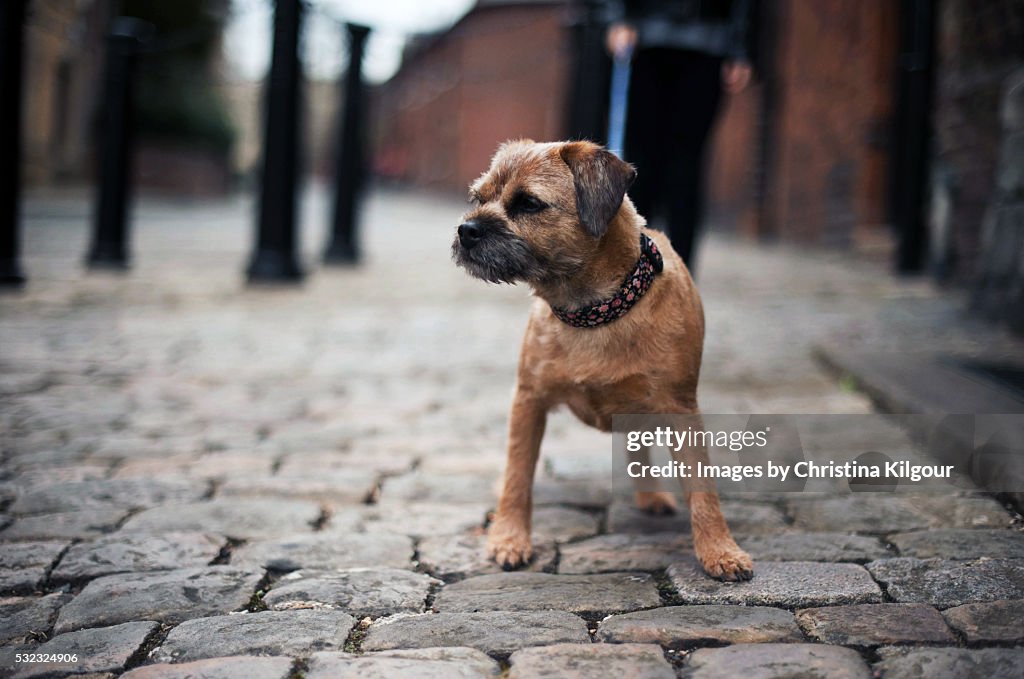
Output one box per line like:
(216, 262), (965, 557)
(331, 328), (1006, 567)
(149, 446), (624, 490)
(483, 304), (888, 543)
(452, 140), (753, 581)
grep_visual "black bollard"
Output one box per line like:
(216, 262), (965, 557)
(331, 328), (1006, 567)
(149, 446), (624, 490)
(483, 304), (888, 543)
(88, 17), (150, 270)
(248, 0), (304, 283)
(892, 0), (934, 274)
(324, 23), (371, 265)
(0, 0), (28, 286)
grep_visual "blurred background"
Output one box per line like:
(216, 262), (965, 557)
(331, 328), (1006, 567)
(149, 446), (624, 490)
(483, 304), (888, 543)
(2, 0), (1024, 605)
(8, 0), (1024, 330)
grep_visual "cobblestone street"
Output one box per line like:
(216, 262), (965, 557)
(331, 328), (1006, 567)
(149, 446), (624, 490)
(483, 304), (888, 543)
(2, 186), (1022, 678)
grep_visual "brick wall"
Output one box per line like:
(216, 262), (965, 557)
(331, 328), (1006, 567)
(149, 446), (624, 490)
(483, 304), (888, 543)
(747, 0), (898, 249)
(372, 2), (570, 191)
(22, 0), (109, 184)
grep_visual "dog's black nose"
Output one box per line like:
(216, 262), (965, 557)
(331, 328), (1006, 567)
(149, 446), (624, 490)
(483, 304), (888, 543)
(458, 220), (485, 248)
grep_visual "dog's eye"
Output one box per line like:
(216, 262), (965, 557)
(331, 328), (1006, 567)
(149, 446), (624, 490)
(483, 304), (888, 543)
(511, 193), (547, 215)
(468, 193), (483, 205)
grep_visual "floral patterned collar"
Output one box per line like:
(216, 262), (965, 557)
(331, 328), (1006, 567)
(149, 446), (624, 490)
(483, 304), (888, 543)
(551, 234), (664, 328)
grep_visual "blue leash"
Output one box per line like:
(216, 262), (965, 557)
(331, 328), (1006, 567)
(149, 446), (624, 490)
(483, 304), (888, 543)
(606, 46), (633, 158)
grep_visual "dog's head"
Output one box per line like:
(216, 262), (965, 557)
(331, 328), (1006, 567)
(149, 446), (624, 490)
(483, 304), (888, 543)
(452, 140), (636, 285)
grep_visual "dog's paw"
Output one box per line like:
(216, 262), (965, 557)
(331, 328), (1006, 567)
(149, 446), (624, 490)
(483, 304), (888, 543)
(635, 490), (678, 515)
(486, 524), (533, 570)
(698, 545), (754, 582)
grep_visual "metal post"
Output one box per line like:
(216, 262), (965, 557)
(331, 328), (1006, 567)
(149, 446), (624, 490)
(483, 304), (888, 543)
(88, 17), (149, 270)
(324, 23), (371, 265)
(0, 0), (28, 286)
(248, 0), (304, 283)
(891, 0), (934, 274)
(753, 0), (781, 242)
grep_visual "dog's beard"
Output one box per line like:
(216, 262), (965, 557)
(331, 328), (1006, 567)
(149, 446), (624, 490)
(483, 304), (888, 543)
(451, 233), (545, 284)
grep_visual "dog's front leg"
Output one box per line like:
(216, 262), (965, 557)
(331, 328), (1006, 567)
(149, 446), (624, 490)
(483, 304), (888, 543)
(687, 490), (753, 581)
(672, 410), (754, 582)
(488, 386), (546, 570)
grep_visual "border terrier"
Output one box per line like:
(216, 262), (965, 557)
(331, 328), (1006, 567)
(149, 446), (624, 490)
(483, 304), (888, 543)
(452, 140), (753, 581)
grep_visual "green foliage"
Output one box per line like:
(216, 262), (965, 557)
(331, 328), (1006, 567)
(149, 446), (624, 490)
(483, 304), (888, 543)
(839, 374), (859, 393)
(134, 72), (236, 154)
(122, 0), (225, 61)
(247, 589), (268, 612)
(122, 0), (236, 154)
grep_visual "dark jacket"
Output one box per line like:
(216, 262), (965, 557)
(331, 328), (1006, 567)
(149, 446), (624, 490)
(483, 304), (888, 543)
(606, 0), (757, 63)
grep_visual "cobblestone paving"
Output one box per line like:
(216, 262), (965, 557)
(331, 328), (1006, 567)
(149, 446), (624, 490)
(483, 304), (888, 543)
(1, 187), (1022, 678)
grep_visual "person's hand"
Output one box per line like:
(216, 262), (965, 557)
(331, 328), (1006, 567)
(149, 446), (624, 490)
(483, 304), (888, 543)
(606, 23), (637, 59)
(722, 61), (752, 93)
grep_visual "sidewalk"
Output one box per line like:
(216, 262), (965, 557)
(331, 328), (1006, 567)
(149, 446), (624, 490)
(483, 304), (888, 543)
(1, 186), (1022, 678)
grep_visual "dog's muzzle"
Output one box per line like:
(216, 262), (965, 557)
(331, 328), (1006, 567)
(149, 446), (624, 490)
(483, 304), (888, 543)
(452, 218), (544, 284)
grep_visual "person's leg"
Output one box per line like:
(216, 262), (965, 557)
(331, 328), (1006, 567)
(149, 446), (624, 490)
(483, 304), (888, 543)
(622, 48), (670, 227)
(663, 52), (723, 270)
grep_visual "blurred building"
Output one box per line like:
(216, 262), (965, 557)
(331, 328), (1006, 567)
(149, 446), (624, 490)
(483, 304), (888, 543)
(22, 0), (344, 190)
(373, 0), (1023, 333)
(710, 1), (899, 253)
(372, 0), (570, 189)
(21, 0), (110, 185)
(373, 0), (899, 252)
(16, 0), (1023, 330)
(20, 0), (238, 195)
(727, 0), (1021, 287)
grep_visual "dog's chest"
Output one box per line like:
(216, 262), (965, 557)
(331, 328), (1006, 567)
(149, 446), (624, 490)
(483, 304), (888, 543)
(522, 303), (700, 428)
(561, 374), (659, 431)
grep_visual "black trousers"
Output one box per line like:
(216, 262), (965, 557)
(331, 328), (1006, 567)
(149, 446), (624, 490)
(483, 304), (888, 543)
(623, 48), (723, 269)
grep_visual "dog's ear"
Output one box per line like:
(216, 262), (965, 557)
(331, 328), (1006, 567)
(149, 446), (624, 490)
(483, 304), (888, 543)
(559, 141), (637, 238)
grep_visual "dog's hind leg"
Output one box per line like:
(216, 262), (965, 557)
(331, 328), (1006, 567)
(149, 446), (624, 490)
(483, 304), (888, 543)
(629, 444), (679, 514)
